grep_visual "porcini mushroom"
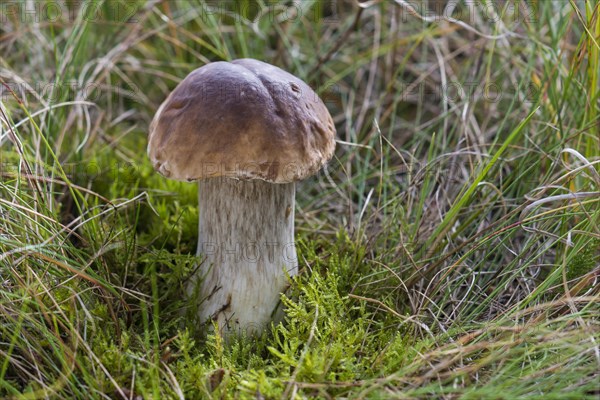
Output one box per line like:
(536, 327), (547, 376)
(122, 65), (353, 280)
(147, 59), (336, 336)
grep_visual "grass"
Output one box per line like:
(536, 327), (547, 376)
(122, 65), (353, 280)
(0, 0), (599, 398)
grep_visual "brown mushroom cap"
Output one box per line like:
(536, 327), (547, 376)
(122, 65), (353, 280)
(147, 58), (336, 183)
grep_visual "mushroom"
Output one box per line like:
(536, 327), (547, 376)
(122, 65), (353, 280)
(147, 59), (336, 336)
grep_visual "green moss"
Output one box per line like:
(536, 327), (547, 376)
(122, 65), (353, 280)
(566, 238), (599, 282)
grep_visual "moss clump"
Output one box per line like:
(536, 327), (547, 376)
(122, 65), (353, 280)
(566, 238), (599, 282)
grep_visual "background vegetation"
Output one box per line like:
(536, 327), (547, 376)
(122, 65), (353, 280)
(0, 0), (598, 398)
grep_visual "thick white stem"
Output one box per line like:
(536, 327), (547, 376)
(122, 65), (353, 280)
(190, 178), (297, 336)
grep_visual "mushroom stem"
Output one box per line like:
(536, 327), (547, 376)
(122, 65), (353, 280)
(190, 177), (297, 336)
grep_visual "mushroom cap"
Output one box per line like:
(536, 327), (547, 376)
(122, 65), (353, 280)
(147, 58), (336, 183)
